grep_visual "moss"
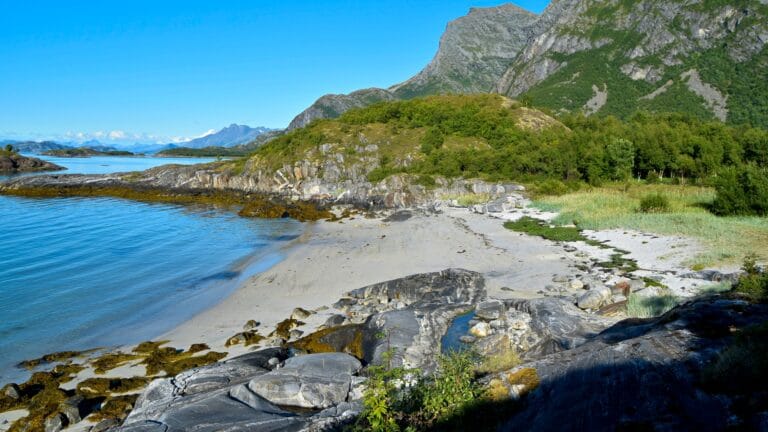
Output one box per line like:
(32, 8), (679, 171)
(187, 343), (210, 354)
(91, 352), (142, 375)
(486, 378), (511, 402)
(161, 352), (228, 377)
(1, 184), (333, 222)
(76, 377), (149, 397)
(90, 394), (139, 422)
(133, 340), (170, 354)
(18, 351), (87, 370)
(50, 363), (85, 383)
(225, 331), (265, 347)
(289, 324), (366, 360)
(272, 319), (304, 340)
(506, 368), (540, 398)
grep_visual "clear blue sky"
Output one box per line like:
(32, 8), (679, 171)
(0, 1), (549, 144)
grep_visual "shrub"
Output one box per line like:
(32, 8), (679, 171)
(733, 253), (768, 301)
(534, 179), (569, 196)
(638, 193), (670, 213)
(711, 165), (768, 216)
(701, 322), (768, 394)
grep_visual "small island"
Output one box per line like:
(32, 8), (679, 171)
(0, 144), (65, 173)
(43, 147), (136, 158)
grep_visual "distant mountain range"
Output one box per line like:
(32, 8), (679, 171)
(179, 124), (273, 149)
(3, 124), (275, 155)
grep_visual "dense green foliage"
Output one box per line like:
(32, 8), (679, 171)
(712, 165), (768, 216)
(250, 95), (768, 217)
(355, 350), (484, 432)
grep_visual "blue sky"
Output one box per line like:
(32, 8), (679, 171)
(0, 1), (549, 144)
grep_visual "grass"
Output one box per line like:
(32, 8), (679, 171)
(504, 217), (588, 242)
(533, 183), (768, 267)
(626, 293), (679, 318)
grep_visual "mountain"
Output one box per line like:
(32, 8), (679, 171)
(179, 124), (274, 149)
(5, 141), (72, 154)
(288, 4), (538, 130)
(496, 0), (768, 126)
(289, 0), (768, 129)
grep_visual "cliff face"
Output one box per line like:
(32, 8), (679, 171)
(288, 0), (768, 129)
(496, 0), (768, 125)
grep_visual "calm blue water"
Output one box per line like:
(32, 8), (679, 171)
(0, 157), (301, 383)
(441, 311), (475, 353)
(1, 154), (220, 181)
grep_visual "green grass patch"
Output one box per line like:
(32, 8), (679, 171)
(503, 217), (587, 242)
(533, 183), (768, 267)
(626, 293), (679, 318)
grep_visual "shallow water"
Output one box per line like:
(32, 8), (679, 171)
(441, 311), (476, 353)
(0, 156), (300, 383)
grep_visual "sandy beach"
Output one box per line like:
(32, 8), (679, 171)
(160, 207), (580, 355)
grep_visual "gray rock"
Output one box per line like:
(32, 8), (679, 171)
(576, 286), (612, 310)
(291, 307), (313, 320)
(90, 418), (121, 432)
(59, 395), (83, 425)
(44, 413), (66, 432)
(498, 298), (768, 431)
(1, 383), (20, 400)
(243, 320), (260, 331)
(248, 353), (361, 409)
(323, 314), (348, 328)
(475, 299), (506, 321)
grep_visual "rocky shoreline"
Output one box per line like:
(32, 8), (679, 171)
(0, 154), (64, 174)
(0, 176), (762, 431)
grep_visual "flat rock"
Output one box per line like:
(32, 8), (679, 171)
(248, 353), (361, 409)
(475, 299), (505, 321)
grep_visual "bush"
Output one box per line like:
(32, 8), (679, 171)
(711, 165), (768, 216)
(534, 179), (569, 196)
(733, 253), (768, 301)
(638, 193), (671, 213)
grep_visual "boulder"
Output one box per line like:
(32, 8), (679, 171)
(248, 353), (361, 409)
(476, 300), (506, 321)
(44, 413), (66, 432)
(323, 314), (348, 328)
(470, 322), (492, 338)
(577, 286), (612, 310)
(291, 307), (313, 320)
(568, 279), (585, 290)
(242, 320), (260, 331)
(2, 383), (20, 400)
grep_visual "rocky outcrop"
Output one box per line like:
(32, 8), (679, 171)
(0, 154), (64, 173)
(120, 349), (362, 431)
(494, 297), (768, 431)
(0, 162), (525, 209)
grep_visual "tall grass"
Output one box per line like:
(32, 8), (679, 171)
(533, 183), (768, 267)
(626, 293), (678, 318)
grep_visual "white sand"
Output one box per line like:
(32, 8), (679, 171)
(160, 208), (580, 354)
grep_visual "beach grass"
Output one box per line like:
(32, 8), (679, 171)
(532, 183), (768, 268)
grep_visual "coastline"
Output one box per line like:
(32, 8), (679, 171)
(159, 207), (579, 356)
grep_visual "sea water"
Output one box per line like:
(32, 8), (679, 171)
(0, 157), (301, 382)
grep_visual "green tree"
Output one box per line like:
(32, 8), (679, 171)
(605, 138), (635, 181)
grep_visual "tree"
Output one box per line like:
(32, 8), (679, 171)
(4, 144), (13, 153)
(605, 138), (635, 181)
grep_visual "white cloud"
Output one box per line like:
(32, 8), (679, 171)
(108, 130), (126, 140)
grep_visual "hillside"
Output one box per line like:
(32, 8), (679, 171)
(288, 0), (768, 129)
(498, 0), (768, 126)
